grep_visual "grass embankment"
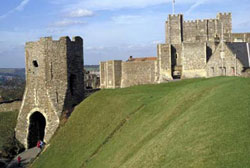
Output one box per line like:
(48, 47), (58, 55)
(0, 111), (18, 151)
(32, 77), (250, 168)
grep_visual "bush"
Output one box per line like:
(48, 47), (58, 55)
(1, 134), (25, 160)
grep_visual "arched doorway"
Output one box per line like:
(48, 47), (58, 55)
(27, 112), (46, 148)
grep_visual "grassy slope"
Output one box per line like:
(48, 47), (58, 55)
(0, 111), (18, 150)
(32, 77), (250, 168)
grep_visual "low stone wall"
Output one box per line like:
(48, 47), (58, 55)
(121, 61), (157, 88)
(0, 101), (21, 112)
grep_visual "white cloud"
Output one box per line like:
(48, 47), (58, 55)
(186, 0), (208, 14)
(112, 15), (143, 24)
(16, 0), (30, 11)
(0, 0), (30, 20)
(57, 0), (204, 11)
(52, 20), (86, 27)
(67, 9), (94, 18)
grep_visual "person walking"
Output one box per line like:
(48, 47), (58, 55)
(40, 141), (44, 149)
(36, 140), (41, 149)
(17, 156), (21, 167)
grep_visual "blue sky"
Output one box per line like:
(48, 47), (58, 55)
(0, 0), (250, 67)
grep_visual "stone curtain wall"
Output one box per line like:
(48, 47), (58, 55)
(114, 61), (122, 88)
(121, 61), (157, 88)
(183, 19), (218, 42)
(0, 101), (21, 112)
(182, 42), (207, 78)
(100, 61), (122, 88)
(100, 60), (156, 88)
(230, 33), (250, 43)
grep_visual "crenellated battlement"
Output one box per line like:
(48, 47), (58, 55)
(197, 19), (206, 23)
(37, 36), (82, 43)
(217, 12), (232, 17)
(26, 36), (83, 46)
(168, 14), (182, 17)
(167, 12), (233, 44)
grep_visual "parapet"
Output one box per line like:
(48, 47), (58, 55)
(27, 36), (83, 45)
(216, 12), (232, 19)
(168, 14), (183, 19)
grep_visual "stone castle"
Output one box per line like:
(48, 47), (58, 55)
(14, 12), (250, 149)
(15, 36), (84, 148)
(100, 12), (250, 88)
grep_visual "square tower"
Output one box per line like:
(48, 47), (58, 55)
(166, 14), (184, 44)
(16, 36), (84, 148)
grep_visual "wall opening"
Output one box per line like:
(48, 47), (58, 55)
(69, 74), (76, 96)
(33, 60), (39, 68)
(27, 112), (46, 148)
(210, 67), (215, 76)
(207, 47), (213, 61)
(220, 67), (226, 76)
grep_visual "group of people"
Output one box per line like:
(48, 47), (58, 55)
(17, 140), (45, 167)
(36, 140), (45, 149)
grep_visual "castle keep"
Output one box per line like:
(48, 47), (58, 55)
(100, 13), (250, 88)
(16, 36), (84, 148)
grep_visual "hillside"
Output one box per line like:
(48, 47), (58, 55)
(32, 77), (250, 168)
(0, 111), (18, 151)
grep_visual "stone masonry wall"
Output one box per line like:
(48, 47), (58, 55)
(182, 42), (207, 78)
(16, 36), (84, 148)
(167, 12), (232, 44)
(157, 44), (172, 81)
(230, 33), (250, 43)
(166, 14), (183, 44)
(206, 42), (243, 77)
(100, 62), (106, 88)
(0, 101), (21, 112)
(100, 61), (122, 88)
(121, 61), (157, 88)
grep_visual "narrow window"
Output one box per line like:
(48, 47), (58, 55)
(219, 67), (223, 76)
(56, 91), (59, 103)
(33, 60), (38, 67)
(51, 63), (53, 80)
(211, 67), (215, 76)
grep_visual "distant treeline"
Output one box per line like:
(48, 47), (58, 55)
(84, 65), (99, 71)
(0, 66), (98, 76)
(0, 68), (25, 78)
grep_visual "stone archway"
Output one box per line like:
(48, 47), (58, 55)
(27, 112), (46, 148)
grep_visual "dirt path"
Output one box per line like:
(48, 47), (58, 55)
(7, 147), (41, 168)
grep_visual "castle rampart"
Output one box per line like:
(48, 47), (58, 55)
(100, 12), (250, 88)
(100, 58), (157, 88)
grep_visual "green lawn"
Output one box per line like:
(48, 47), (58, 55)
(0, 111), (18, 151)
(32, 77), (250, 168)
